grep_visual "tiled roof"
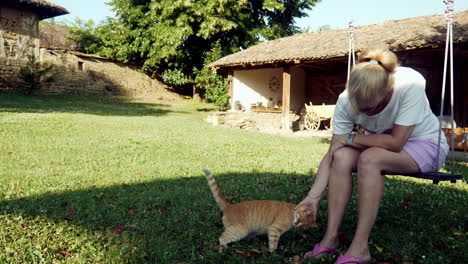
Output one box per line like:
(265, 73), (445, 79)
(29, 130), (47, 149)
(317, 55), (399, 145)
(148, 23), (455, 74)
(209, 10), (468, 69)
(2, 0), (69, 19)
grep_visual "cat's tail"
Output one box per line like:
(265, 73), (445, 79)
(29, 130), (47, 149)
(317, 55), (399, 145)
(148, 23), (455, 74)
(202, 168), (229, 210)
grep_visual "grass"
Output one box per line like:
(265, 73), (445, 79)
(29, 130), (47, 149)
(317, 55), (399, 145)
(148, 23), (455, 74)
(0, 92), (466, 264)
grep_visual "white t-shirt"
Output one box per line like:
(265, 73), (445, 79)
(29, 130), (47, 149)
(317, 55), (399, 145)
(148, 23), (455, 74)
(333, 66), (449, 154)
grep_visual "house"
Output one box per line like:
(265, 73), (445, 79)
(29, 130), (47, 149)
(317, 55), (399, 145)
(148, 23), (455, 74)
(0, 1), (181, 100)
(0, 0), (67, 89)
(208, 10), (468, 130)
(0, 0), (68, 59)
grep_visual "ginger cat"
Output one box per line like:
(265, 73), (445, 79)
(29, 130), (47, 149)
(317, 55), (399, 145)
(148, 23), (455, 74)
(202, 168), (316, 253)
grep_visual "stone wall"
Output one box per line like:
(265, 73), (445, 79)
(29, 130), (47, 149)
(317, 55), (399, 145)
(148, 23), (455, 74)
(207, 111), (300, 132)
(38, 49), (180, 100)
(0, 57), (21, 89)
(0, 49), (182, 101)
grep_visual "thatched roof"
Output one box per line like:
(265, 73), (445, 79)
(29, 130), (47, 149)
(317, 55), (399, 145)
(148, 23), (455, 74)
(209, 10), (468, 69)
(40, 23), (78, 50)
(1, 0), (69, 20)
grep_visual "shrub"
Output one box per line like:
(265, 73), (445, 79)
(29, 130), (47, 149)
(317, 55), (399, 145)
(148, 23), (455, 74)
(161, 69), (191, 87)
(194, 41), (230, 109)
(18, 55), (57, 94)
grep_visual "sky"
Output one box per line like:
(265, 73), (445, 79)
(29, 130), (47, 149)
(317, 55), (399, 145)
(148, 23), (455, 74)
(49, 0), (468, 30)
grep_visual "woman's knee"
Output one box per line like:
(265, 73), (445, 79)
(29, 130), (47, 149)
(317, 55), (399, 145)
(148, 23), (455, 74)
(357, 147), (384, 172)
(332, 147), (358, 170)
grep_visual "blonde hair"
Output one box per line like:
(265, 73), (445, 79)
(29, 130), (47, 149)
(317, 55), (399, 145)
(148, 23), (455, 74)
(347, 48), (398, 113)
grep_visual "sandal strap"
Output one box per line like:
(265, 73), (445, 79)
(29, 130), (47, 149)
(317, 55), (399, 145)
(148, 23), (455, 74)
(335, 253), (367, 264)
(311, 243), (336, 256)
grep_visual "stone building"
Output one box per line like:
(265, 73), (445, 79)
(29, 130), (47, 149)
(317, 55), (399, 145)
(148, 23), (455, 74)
(0, 0), (68, 59)
(0, 1), (181, 100)
(0, 0), (67, 90)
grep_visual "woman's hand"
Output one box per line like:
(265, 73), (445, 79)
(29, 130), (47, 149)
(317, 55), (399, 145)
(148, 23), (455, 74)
(296, 194), (321, 226)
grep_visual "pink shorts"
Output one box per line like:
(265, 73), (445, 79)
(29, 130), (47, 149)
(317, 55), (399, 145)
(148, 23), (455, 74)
(402, 139), (447, 173)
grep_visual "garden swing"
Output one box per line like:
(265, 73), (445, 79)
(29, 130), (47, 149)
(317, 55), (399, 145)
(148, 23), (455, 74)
(346, 0), (463, 184)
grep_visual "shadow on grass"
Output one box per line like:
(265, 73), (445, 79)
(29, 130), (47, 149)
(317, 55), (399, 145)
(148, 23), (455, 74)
(196, 107), (216, 112)
(0, 171), (466, 263)
(0, 91), (186, 117)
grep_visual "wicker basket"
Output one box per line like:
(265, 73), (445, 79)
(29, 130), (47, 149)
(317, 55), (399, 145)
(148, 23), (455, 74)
(442, 128), (467, 151)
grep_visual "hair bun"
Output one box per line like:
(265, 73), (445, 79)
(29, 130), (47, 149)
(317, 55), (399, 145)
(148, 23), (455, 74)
(358, 48), (398, 72)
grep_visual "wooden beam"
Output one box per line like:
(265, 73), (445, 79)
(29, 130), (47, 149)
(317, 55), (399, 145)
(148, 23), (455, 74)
(282, 66), (292, 131)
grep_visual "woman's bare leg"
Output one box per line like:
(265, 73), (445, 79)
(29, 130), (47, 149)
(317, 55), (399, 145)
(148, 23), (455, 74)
(344, 147), (419, 260)
(319, 147), (360, 248)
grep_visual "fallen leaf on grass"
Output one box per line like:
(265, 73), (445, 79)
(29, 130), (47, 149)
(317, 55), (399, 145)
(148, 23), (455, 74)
(67, 208), (77, 215)
(160, 208), (170, 217)
(58, 250), (72, 257)
(197, 243), (207, 251)
(111, 225), (127, 235)
(212, 245), (224, 252)
(375, 260), (397, 264)
(234, 250), (249, 257)
(375, 245), (383, 253)
(391, 253), (402, 261)
(430, 243), (447, 251)
(247, 249), (262, 255)
(7, 152), (13, 156)
(401, 193), (416, 209)
(128, 208), (138, 214)
(401, 199), (411, 209)
(234, 249), (262, 257)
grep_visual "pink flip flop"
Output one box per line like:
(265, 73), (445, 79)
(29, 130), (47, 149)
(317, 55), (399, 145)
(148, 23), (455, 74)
(334, 253), (370, 264)
(303, 243), (336, 259)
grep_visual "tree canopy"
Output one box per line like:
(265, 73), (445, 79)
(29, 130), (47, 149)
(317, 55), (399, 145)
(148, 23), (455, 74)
(70, 0), (321, 97)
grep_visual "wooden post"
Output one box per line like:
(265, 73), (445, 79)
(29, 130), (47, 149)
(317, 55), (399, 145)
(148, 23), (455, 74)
(228, 70), (234, 110)
(0, 23), (6, 57)
(282, 66), (292, 131)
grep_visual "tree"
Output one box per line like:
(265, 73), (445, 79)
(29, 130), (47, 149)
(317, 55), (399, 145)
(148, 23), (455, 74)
(64, 18), (102, 54)
(316, 24), (333, 32)
(84, 0), (320, 97)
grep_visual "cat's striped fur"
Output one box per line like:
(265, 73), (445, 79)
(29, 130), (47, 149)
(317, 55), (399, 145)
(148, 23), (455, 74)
(202, 168), (315, 253)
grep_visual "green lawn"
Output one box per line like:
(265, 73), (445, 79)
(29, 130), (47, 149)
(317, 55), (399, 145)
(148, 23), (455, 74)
(0, 92), (466, 264)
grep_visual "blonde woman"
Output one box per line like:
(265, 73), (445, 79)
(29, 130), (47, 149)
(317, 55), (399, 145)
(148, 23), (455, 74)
(297, 48), (449, 264)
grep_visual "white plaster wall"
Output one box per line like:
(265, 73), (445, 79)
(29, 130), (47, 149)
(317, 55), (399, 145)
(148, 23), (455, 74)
(232, 68), (283, 110)
(232, 66), (306, 112)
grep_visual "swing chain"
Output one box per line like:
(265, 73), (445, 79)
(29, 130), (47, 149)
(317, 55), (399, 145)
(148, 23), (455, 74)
(348, 19), (355, 40)
(444, 0), (454, 24)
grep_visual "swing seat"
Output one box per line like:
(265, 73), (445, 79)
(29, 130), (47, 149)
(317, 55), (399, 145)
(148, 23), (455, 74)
(352, 170), (463, 184)
(385, 171), (463, 185)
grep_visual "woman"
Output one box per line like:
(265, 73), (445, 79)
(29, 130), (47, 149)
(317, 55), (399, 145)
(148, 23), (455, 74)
(297, 48), (449, 264)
